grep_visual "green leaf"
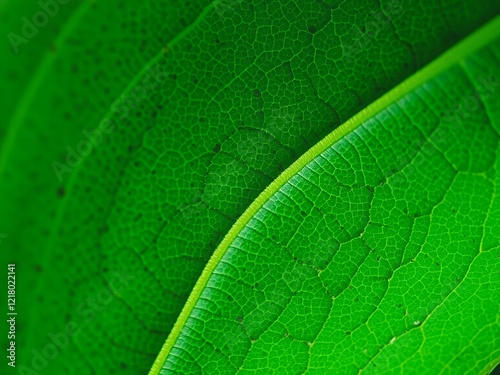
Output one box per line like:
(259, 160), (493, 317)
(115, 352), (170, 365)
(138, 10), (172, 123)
(0, 1), (499, 374)
(0, 0), (84, 139)
(152, 18), (500, 374)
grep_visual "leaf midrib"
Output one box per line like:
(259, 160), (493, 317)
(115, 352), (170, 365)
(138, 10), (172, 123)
(148, 15), (500, 375)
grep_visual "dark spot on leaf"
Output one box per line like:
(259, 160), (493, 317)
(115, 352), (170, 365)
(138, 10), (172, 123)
(57, 186), (65, 197)
(308, 25), (316, 34)
(253, 89), (261, 98)
(213, 143), (221, 153)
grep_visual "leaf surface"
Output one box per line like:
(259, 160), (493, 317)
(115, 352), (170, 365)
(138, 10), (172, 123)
(0, 1), (499, 374)
(153, 19), (500, 374)
(0, 0), (84, 139)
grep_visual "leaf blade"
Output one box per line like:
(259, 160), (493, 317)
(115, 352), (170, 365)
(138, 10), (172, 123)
(153, 17), (500, 374)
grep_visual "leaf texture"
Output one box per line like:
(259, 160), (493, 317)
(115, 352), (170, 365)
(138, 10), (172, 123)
(0, 1), (499, 374)
(154, 19), (500, 374)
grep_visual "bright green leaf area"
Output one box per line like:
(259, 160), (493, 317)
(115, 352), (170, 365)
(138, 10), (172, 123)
(155, 20), (500, 374)
(0, 1), (499, 374)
